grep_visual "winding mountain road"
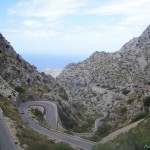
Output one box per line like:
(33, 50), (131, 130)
(18, 101), (144, 150)
(19, 101), (58, 129)
(18, 101), (96, 150)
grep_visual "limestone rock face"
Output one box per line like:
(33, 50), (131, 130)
(1, 25), (150, 127)
(0, 33), (71, 121)
(57, 25), (150, 123)
(0, 76), (18, 101)
(42, 68), (62, 78)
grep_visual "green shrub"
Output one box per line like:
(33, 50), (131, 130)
(58, 108), (77, 130)
(93, 121), (150, 150)
(64, 130), (73, 135)
(0, 94), (74, 150)
(122, 88), (130, 95)
(83, 135), (101, 142)
(51, 142), (73, 150)
(34, 108), (43, 118)
(131, 112), (148, 123)
(59, 87), (68, 100)
(144, 96), (150, 107)
(31, 108), (48, 127)
(96, 123), (112, 137)
(0, 95), (21, 121)
(72, 117), (95, 133)
(17, 127), (74, 150)
(119, 107), (127, 116)
(15, 86), (25, 93)
(127, 99), (134, 104)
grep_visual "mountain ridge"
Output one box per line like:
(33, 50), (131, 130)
(57, 25), (150, 127)
(0, 32), (78, 129)
(0, 25), (150, 131)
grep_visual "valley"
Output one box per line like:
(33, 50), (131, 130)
(0, 25), (150, 150)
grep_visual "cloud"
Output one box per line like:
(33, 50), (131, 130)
(4, 0), (150, 56)
(7, 0), (87, 21)
(2, 29), (59, 38)
(84, 0), (150, 29)
(7, 0), (150, 31)
(22, 20), (44, 27)
(84, 0), (150, 16)
(21, 19), (62, 29)
(7, 0), (88, 30)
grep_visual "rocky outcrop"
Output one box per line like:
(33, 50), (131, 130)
(42, 68), (62, 78)
(0, 76), (18, 101)
(57, 25), (150, 125)
(1, 25), (150, 129)
(0, 33), (75, 125)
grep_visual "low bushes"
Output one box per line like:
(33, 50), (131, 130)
(15, 86), (25, 94)
(96, 123), (112, 137)
(144, 96), (150, 108)
(93, 121), (150, 150)
(131, 112), (148, 123)
(16, 127), (74, 150)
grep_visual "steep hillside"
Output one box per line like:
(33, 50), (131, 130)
(93, 117), (150, 150)
(0, 33), (77, 128)
(57, 25), (150, 127)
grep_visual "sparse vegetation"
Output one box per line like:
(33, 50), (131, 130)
(82, 135), (101, 142)
(83, 122), (112, 142)
(0, 95), (74, 150)
(93, 120), (150, 150)
(144, 96), (150, 108)
(58, 107), (77, 130)
(31, 108), (48, 127)
(0, 94), (21, 121)
(96, 123), (112, 137)
(119, 107), (127, 116)
(127, 98), (134, 104)
(15, 86), (25, 94)
(131, 112), (148, 123)
(72, 117), (95, 133)
(122, 88), (130, 95)
(58, 87), (68, 101)
(16, 127), (74, 150)
(64, 130), (74, 135)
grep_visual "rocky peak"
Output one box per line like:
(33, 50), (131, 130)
(57, 25), (150, 125)
(141, 25), (150, 38)
(119, 25), (150, 54)
(0, 32), (70, 107)
(0, 33), (17, 58)
(0, 32), (81, 130)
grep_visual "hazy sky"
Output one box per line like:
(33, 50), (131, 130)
(0, 0), (150, 70)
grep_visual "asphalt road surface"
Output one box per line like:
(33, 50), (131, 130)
(0, 108), (17, 150)
(19, 101), (58, 129)
(18, 101), (96, 150)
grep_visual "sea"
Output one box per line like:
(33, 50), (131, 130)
(21, 54), (87, 71)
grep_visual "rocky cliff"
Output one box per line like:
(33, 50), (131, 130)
(0, 33), (75, 125)
(57, 25), (150, 126)
(1, 25), (150, 131)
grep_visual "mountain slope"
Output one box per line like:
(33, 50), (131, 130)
(57, 25), (150, 127)
(0, 33), (79, 128)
